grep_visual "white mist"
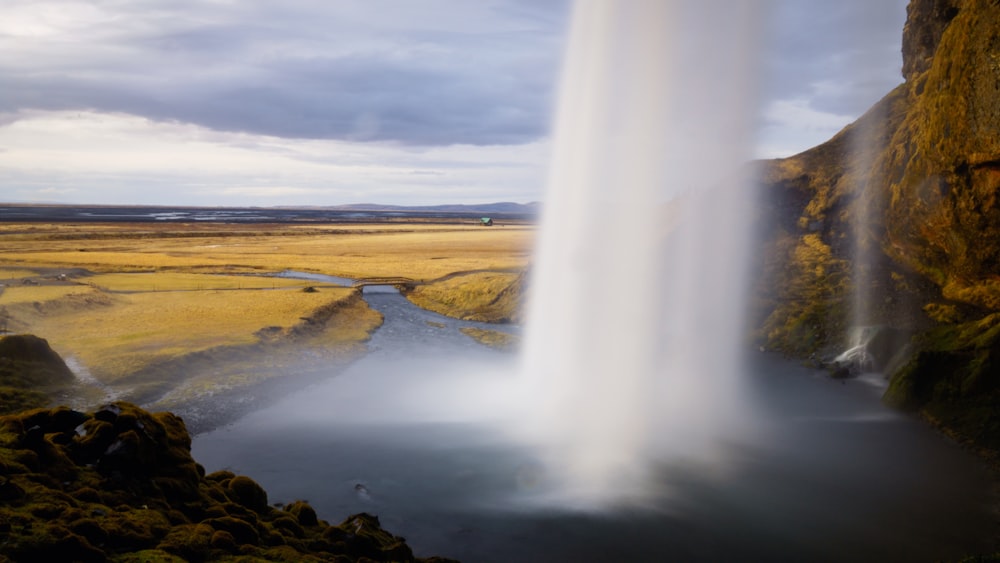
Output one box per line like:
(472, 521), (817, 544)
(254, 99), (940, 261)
(519, 0), (764, 505)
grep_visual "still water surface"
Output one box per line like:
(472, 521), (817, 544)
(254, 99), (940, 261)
(192, 292), (996, 562)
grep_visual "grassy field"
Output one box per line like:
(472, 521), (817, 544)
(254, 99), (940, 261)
(15, 285), (356, 381)
(407, 270), (525, 323)
(83, 272), (330, 291)
(0, 222), (533, 280)
(0, 221), (532, 426)
(0, 268), (40, 281)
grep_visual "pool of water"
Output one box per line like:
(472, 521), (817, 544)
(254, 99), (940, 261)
(191, 296), (996, 562)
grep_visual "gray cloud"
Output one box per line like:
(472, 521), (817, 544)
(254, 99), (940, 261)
(760, 0), (909, 115)
(1, 0), (570, 146)
(0, 0), (911, 156)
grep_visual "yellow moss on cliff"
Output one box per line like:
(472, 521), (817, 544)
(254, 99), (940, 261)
(754, 0), (1000, 455)
(758, 232), (850, 353)
(881, 0), (1000, 311)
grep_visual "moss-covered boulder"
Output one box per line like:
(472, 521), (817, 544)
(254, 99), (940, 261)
(0, 334), (75, 414)
(884, 314), (1000, 450)
(0, 402), (454, 562)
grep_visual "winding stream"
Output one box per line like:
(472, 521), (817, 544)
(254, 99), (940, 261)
(191, 286), (997, 562)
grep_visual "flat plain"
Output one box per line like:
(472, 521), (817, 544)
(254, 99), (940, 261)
(0, 221), (532, 429)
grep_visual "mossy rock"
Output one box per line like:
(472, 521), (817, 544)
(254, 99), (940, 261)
(0, 334), (76, 414)
(336, 513), (416, 562)
(0, 403), (442, 562)
(0, 519), (106, 563)
(0, 386), (48, 414)
(102, 508), (172, 552)
(270, 514), (305, 538)
(284, 500), (318, 527)
(0, 334), (74, 384)
(225, 475), (269, 514)
(69, 517), (110, 548)
(157, 523), (215, 561)
(206, 516), (259, 546)
(111, 549), (188, 563)
(209, 529), (237, 552)
(885, 314), (1000, 449)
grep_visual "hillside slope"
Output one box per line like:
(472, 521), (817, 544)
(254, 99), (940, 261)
(0, 334), (75, 414)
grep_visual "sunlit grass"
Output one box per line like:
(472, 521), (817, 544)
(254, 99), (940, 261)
(22, 286), (359, 382)
(407, 271), (523, 322)
(0, 285), (90, 307)
(0, 223), (533, 280)
(0, 269), (40, 280)
(86, 272), (337, 292)
(459, 327), (519, 351)
(0, 222), (530, 410)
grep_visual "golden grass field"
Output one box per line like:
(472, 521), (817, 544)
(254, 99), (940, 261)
(0, 222), (532, 279)
(407, 271), (525, 323)
(0, 221), (532, 426)
(8, 285), (357, 381)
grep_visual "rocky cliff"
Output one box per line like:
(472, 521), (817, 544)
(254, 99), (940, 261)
(754, 0), (1000, 452)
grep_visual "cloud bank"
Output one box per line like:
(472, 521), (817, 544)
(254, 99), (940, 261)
(0, 0), (908, 206)
(0, 0), (568, 147)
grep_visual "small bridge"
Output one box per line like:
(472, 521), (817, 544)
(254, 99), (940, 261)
(351, 277), (418, 292)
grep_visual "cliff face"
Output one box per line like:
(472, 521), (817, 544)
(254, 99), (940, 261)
(755, 0), (1000, 451)
(883, 0), (1000, 310)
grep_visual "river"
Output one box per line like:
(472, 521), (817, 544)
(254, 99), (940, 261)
(191, 288), (997, 562)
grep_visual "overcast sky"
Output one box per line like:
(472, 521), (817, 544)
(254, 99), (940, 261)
(0, 0), (908, 207)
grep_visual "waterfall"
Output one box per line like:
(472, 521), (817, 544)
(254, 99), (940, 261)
(519, 0), (764, 505)
(840, 1), (903, 374)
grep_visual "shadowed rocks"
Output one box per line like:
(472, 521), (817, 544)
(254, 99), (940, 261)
(0, 402), (457, 562)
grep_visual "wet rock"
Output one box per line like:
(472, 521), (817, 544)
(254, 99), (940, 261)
(829, 363), (854, 380)
(341, 513), (417, 562)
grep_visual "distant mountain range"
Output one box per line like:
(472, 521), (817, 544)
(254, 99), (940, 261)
(0, 202), (539, 223)
(302, 202), (539, 215)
